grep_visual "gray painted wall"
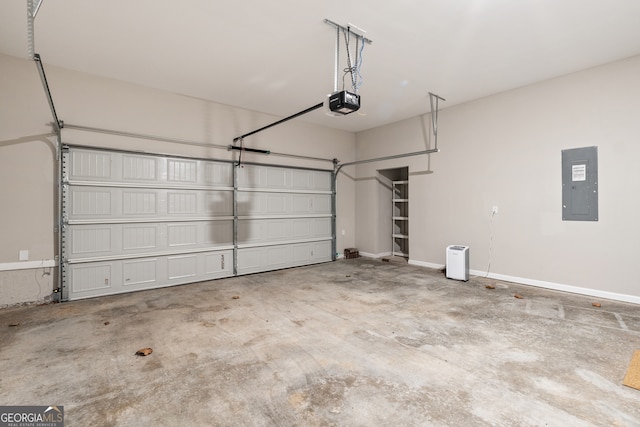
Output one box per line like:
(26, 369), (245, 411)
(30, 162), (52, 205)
(355, 55), (640, 302)
(0, 53), (356, 306)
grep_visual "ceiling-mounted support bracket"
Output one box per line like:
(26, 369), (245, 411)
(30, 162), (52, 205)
(324, 19), (372, 94)
(428, 92), (446, 151)
(27, 0), (44, 60)
(324, 19), (372, 45)
(34, 54), (63, 134)
(26, 1), (61, 134)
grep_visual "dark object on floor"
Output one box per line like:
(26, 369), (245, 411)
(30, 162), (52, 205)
(344, 248), (359, 259)
(135, 348), (153, 356)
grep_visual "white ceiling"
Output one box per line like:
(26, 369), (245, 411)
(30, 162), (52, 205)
(2, 0), (640, 133)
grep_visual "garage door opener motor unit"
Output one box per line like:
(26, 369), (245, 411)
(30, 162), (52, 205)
(329, 90), (361, 115)
(446, 245), (469, 281)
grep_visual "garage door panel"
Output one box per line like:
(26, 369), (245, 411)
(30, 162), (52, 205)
(237, 219), (287, 245)
(237, 247), (280, 275)
(167, 254), (197, 280)
(237, 192), (331, 216)
(313, 171), (331, 191)
(167, 158), (197, 183)
(123, 190), (157, 215)
(71, 227), (112, 255)
(68, 149), (233, 189)
(266, 245), (290, 269)
(67, 221), (233, 261)
(167, 223), (197, 247)
(70, 263), (114, 294)
(204, 162), (233, 187)
(123, 258), (158, 287)
(164, 189), (233, 218)
(266, 168), (287, 188)
(290, 243), (312, 263)
(69, 150), (113, 181)
(122, 154), (159, 181)
(314, 217), (332, 235)
(204, 191), (234, 216)
(291, 170), (313, 189)
(204, 252), (230, 275)
(236, 240), (331, 275)
(237, 165), (271, 188)
(312, 240), (332, 260)
(70, 188), (112, 216)
(202, 221), (234, 246)
(238, 165), (331, 192)
(67, 250), (233, 300)
(290, 241), (332, 264)
(63, 147), (333, 300)
(237, 218), (331, 246)
(122, 225), (158, 250)
(313, 195), (332, 213)
(291, 219), (311, 238)
(265, 193), (288, 214)
(236, 248), (262, 274)
(68, 187), (233, 221)
(291, 194), (311, 213)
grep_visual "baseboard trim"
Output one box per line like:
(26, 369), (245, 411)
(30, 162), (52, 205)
(470, 269), (640, 305)
(0, 260), (57, 272)
(408, 260), (639, 305)
(408, 260), (443, 269)
(359, 251), (392, 259)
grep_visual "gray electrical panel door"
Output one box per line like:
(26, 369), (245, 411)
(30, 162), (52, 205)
(562, 146), (598, 221)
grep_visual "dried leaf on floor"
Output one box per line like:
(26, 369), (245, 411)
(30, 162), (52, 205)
(8, 323), (19, 327)
(232, 295), (240, 300)
(592, 302), (602, 308)
(514, 294), (524, 299)
(104, 321), (110, 325)
(485, 284), (496, 290)
(135, 348), (153, 356)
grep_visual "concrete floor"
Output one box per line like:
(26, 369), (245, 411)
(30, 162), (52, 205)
(1, 258), (639, 426)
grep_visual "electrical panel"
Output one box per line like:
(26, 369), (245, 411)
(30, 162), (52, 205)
(562, 146), (598, 221)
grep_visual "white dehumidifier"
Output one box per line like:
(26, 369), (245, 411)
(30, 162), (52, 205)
(446, 245), (469, 281)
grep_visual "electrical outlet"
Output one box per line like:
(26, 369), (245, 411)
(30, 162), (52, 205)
(492, 206), (499, 214)
(19, 250), (29, 261)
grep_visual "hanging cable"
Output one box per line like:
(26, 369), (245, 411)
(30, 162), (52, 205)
(237, 137), (244, 167)
(324, 19), (372, 93)
(356, 36), (365, 92)
(342, 27), (357, 92)
(485, 210), (496, 277)
(354, 35), (360, 91)
(428, 92), (446, 151)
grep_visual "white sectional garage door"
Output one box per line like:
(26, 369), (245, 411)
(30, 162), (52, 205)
(61, 146), (333, 300)
(235, 164), (333, 275)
